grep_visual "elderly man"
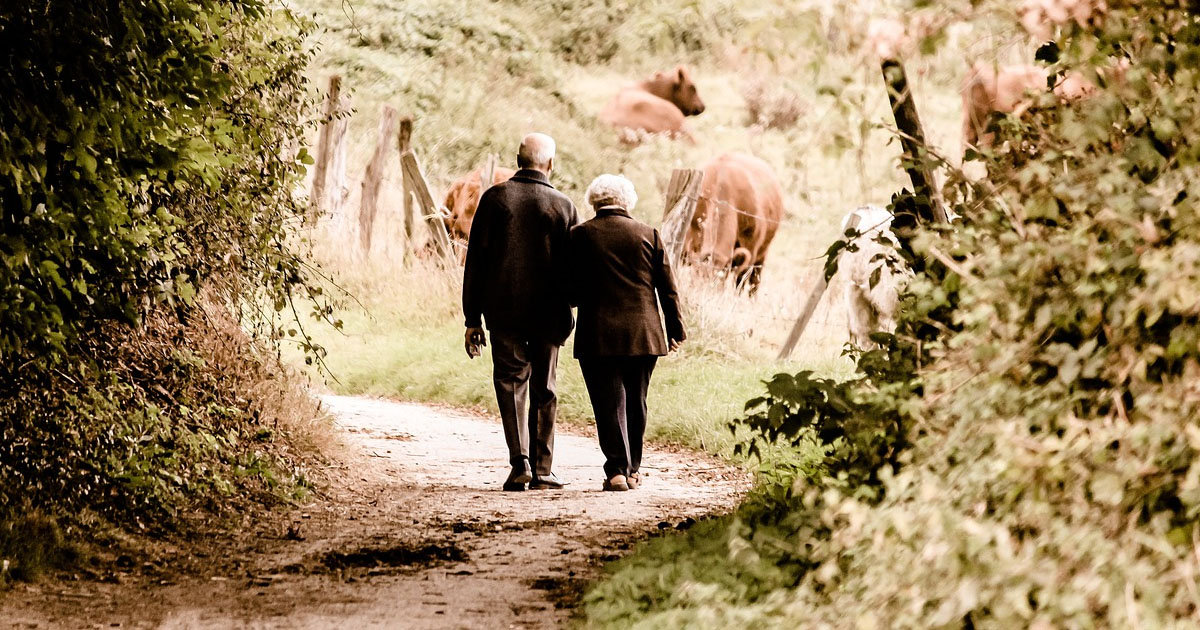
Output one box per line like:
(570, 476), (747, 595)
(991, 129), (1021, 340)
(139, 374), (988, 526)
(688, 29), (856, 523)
(569, 174), (685, 491)
(463, 133), (579, 491)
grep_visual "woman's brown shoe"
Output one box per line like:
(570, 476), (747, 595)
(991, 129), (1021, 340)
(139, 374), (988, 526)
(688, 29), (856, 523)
(627, 472), (641, 489)
(602, 474), (629, 491)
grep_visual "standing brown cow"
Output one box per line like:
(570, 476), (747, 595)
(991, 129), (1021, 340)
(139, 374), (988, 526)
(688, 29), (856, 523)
(962, 61), (1096, 149)
(600, 66), (706, 144)
(442, 166), (517, 251)
(680, 152), (784, 293)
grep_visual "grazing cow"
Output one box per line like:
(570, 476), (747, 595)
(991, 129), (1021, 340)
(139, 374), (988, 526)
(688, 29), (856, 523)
(839, 205), (909, 348)
(680, 152), (784, 293)
(600, 66), (706, 144)
(962, 61), (1096, 149)
(442, 166), (517, 249)
(1019, 0), (1106, 41)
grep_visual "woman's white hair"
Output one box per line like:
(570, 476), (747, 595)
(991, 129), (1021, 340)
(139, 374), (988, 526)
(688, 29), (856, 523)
(585, 174), (638, 211)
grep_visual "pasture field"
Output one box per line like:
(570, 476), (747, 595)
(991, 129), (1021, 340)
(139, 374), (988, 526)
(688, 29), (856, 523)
(280, 1), (1139, 628)
(289, 0), (1028, 456)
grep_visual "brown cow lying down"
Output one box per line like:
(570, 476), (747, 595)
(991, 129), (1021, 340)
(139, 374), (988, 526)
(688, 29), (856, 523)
(839, 205), (910, 348)
(442, 166), (517, 251)
(681, 152), (783, 294)
(962, 61), (1096, 148)
(600, 66), (705, 144)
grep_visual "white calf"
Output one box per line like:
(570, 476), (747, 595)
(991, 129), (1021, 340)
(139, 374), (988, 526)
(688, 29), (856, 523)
(840, 206), (909, 348)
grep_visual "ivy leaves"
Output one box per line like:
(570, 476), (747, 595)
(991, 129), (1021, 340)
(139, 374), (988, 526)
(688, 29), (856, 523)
(725, 3), (1200, 627)
(0, 1), (315, 364)
(0, 1), (319, 528)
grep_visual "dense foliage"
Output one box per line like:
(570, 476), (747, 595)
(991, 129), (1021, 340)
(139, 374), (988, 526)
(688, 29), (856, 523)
(0, 1), (319, 361)
(737, 333), (921, 494)
(588, 1), (1200, 628)
(0, 0), (324, 571)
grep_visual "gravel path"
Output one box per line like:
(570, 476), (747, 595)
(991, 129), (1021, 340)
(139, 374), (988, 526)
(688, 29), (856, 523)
(3, 395), (748, 629)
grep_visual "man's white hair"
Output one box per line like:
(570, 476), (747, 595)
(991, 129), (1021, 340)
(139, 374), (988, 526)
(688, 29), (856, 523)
(517, 133), (556, 168)
(586, 174), (638, 211)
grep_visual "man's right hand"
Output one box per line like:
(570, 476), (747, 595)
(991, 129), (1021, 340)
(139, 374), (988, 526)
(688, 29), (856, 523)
(465, 327), (487, 359)
(668, 338), (683, 353)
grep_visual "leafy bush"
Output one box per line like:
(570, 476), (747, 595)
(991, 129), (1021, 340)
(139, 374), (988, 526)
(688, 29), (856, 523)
(0, 0), (329, 565)
(550, 1), (623, 64)
(587, 2), (1200, 627)
(742, 79), (808, 130)
(737, 338), (918, 496)
(0, 1), (320, 364)
(0, 298), (323, 526)
(625, 0), (745, 59)
(0, 513), (78, 585)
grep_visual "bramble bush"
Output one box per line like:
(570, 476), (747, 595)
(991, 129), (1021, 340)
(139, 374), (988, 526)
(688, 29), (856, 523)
(0, 1), (328, 578)
(0, 1), (323, 361)
(587, 1), (1200, 627)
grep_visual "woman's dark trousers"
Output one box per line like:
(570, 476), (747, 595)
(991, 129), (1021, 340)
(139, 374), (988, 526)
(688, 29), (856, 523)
(579, 356), (658, 478)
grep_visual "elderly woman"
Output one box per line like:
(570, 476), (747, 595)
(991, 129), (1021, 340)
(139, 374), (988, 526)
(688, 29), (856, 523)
(569, 174), (686, 491)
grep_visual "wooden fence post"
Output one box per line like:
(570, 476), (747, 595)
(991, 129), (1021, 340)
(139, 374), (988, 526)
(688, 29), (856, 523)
(478, 153), (497, 205)
(358, 105), (398, 255)
(326, 94), (351, 227)
(659, 169), (704, 269)
(777, 213), (862, 359)
(309, 74), (342, 218)
(396, 116), (454, 262)
(880, 58), (950, 225)
(397, 117), (417, 259)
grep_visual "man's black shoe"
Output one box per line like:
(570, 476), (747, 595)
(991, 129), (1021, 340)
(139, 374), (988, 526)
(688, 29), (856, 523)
(504, 460), (533, 491)
(529, 473), (568, 490)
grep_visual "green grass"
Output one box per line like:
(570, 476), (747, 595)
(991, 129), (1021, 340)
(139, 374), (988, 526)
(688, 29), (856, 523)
(298, 257), (851, 458)
(311, 309), (787, 455)
(581, 515), (780, 630)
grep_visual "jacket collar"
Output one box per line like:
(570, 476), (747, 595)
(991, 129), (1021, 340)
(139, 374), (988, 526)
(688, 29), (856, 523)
(595, 205), (631, 218)
(510, 168), (554, 188)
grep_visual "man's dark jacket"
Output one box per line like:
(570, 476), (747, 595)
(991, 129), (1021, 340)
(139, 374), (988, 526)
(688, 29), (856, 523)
(463, 168), (579, 345)
(568, 206), (686, 358)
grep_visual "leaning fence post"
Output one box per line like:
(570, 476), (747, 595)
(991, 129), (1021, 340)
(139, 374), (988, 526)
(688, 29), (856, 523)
(358, 105), (398, 255)
(880, 58), (950, 226)
(397, 117), (417, 259)
(659, 169), (704, 269)
(478, 153), (497, 202)
(777, 213), (862, 359)
(396, 116), (454, 263)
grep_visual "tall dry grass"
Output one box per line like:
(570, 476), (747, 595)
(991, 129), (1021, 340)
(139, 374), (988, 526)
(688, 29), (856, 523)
(190, 296), (334, 457)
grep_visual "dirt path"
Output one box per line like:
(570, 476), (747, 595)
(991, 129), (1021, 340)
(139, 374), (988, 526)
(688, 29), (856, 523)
(3, 395), (748, 629)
